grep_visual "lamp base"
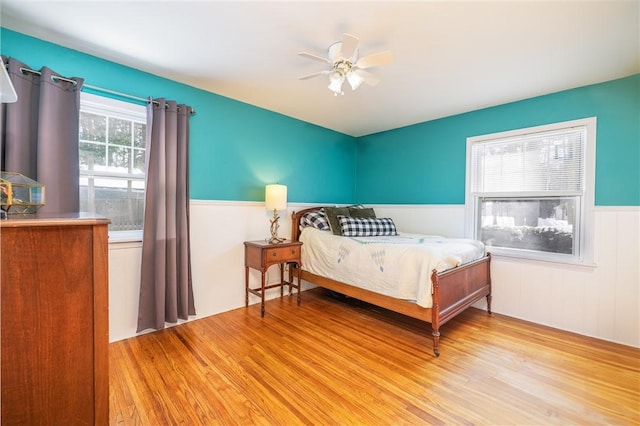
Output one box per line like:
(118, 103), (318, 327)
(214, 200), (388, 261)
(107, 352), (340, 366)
(268, 209), (285, 244)
(268, 235), (285, 244)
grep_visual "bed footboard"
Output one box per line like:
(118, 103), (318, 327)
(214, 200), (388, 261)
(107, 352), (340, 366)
(430, 253), (491, 356)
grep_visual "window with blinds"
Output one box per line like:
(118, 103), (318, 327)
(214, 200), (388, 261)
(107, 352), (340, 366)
(466, 118), (596, 263)
(471, 128), (585, 196)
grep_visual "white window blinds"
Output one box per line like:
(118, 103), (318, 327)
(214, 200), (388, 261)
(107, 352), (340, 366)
(470, 127), (586, 196)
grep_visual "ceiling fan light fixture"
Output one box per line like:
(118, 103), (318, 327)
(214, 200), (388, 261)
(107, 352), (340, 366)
(346, 72), (364, 91)
(299, 33), (392, 96)
(328, 73), (344, 95)
(329, 69), (342, 82)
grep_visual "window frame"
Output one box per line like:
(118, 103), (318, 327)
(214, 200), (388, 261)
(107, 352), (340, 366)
(465, 117), (597, 266)
(79, 92), (147, 242)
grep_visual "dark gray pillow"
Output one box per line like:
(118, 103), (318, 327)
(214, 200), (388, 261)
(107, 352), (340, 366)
(348, 207), (376, 218)
(324, 206), (350, 235)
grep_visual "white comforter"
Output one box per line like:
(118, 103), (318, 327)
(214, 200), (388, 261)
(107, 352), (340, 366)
(299, 228), (486, 308)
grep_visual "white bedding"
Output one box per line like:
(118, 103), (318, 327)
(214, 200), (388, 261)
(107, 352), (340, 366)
(299, 227), (486, 308)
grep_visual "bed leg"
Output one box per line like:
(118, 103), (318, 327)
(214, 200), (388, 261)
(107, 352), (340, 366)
(486, 293), (492, 314)
(431, 329), (440, 357)
(430, 270), (441, 357)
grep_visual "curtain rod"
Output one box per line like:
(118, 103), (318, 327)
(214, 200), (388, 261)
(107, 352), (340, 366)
(17, 67), (196, 115)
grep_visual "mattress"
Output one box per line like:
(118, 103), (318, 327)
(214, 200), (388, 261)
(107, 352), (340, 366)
(299, 227), (486, 308)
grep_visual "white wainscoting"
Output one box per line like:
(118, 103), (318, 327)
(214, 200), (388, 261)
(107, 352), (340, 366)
(108, 202), (639, 348)
(375, 204), (640, 348)
(108, 200), (305, 342)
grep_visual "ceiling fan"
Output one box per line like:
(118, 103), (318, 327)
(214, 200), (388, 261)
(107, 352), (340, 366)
(298, 33), (393, 96)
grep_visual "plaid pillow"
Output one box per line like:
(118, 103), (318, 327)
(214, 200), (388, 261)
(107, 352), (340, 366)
(300, 210), (330, 231)
(337, 215), (398, 237)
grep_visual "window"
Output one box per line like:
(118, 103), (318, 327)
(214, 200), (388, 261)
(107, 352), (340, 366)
(79, 93), (147, 240)
(466, 118), (596, 264)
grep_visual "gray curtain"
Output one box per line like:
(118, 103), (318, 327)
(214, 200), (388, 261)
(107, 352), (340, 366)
(0, 57), (83, 214)
(137, 98), (195, 332)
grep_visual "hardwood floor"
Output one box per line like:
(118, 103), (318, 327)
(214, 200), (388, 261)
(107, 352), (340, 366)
(109, 288), (639, 425)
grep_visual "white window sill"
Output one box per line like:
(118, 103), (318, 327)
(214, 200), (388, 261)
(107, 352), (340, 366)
(488, 250), (597, 269)
(108, 230), (143, 248)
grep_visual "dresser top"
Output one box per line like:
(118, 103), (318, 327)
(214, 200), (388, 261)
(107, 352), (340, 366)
(0, 212), (111, 228)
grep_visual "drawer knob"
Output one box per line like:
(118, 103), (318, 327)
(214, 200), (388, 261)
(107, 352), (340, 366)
(272, 252), (277, 256)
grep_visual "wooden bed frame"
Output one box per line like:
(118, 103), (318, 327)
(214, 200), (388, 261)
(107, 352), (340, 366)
(289, 206), (492, 357)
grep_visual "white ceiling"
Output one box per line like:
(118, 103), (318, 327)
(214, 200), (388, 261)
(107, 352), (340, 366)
(1, 0), (638, 137)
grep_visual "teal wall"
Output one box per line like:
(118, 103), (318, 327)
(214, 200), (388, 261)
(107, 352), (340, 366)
(0, 29), (357, 203)
(3, 29), (638, 207)
(356, 74), (640, 206)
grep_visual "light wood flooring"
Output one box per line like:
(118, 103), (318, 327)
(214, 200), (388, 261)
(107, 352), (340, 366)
(109, 288), (639, 425)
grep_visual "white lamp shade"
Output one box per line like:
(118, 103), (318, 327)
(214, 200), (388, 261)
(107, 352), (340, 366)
(265, 184), (287, 211)
(328, 75), (344, 94)
(0, 63), (17, 103)
(347, 72), (364, 91)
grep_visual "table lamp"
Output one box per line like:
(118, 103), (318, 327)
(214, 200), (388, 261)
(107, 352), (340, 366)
(265, 184), (287, 244)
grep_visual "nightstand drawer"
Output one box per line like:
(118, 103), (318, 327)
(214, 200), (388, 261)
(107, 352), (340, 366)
(266, 245), (301, 262)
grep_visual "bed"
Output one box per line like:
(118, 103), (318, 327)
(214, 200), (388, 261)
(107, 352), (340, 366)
(289, 206), (492, 357)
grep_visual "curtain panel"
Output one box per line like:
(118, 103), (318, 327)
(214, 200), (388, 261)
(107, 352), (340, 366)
(137, 98), (195, 332)
(0, 57), (83, 213)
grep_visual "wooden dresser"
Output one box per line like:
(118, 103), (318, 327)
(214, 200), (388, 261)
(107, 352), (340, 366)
(1, 214), (110, 425)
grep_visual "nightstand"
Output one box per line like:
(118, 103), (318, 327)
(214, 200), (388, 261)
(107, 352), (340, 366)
(244, 240), (302, 317)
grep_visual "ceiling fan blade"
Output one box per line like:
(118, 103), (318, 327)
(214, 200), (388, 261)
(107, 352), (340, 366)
(340, 33), (359, 60)
(299, 70), (330, 80)
(356, 50), (393, 69)
(298, 51), (331, 64)
(352, 69), (380, 86)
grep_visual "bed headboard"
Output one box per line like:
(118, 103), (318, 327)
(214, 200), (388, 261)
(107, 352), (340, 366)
(290, 206), (323, 242)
